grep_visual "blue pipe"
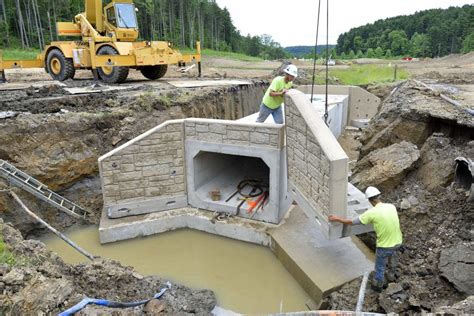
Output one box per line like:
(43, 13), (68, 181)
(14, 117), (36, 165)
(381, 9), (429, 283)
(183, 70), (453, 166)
(58, 282), (171, 316)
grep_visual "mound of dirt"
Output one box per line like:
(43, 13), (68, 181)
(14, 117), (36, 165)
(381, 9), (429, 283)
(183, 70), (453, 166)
(325, 79), (474, 313)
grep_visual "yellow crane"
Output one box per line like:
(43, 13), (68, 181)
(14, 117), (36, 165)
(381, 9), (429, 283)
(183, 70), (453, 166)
(0, 0), (201, 83)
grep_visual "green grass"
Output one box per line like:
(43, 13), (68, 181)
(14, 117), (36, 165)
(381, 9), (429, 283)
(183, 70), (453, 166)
(0, 231), (16, 266)
(315, 64), (409, 85)
(3, 46), (262, 62)
(1, 48), (41, 60)
(181, 48), (263, 62)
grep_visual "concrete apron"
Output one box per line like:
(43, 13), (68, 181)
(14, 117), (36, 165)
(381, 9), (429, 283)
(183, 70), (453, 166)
(99, 205), (373, 304)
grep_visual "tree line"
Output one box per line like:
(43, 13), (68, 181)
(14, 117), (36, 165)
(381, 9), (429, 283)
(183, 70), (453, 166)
(0, 0), (288, 59)
(336, 5), (474, 58)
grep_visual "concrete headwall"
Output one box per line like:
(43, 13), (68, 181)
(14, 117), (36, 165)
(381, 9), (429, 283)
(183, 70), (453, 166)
(184, 118), (284, 149)
(297, 85), (380, 124)
(183, 118), (288, 224)
(285, 90), (348, 239)
(98, 120), (187, 218)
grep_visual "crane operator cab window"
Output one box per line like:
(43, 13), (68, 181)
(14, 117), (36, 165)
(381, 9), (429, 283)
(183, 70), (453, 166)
(106, 6), (116, 26)
(114, 3), (138, 28)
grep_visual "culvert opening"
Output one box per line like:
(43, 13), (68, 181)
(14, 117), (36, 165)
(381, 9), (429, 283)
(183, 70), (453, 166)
(454, 158), (473, 190)
(193, 151), (270, 216)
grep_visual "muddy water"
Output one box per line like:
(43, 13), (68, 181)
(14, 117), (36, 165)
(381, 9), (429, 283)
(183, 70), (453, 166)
(41, 226), (312, 314)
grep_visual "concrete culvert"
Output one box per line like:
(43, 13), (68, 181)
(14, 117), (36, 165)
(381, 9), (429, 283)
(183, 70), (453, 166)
(454, 157), (474, 201)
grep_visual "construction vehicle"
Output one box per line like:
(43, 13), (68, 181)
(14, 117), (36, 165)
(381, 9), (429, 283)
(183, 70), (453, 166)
(0, 0), (201, 83)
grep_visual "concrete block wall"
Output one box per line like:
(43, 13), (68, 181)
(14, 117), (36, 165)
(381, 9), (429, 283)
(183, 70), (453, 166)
(297, 85), (380, 124)
(99, 120), (187, 218)
(184, 118), (284, 149)
(285, 90), (349, 239)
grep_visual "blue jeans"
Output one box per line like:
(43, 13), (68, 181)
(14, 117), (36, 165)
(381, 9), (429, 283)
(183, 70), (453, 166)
(256, 103), (284, 124)
(374, 245), (400, 283)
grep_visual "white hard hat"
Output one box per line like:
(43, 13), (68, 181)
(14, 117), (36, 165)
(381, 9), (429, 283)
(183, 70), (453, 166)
(365, 186), (381, 199)
(283, 64), (298, 78)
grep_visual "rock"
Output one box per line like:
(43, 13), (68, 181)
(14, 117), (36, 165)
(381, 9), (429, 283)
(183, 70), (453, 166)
(19, 277), (74, 313)
(3, 268), (25, 285)
(385, 282), (403, 295)
(143, 299), (166, 314)
(407, 195), (419, 206)
(112, 136), (122, 146)
(351, 141), (420, 191)
(417, 135), (464, 190)
(439, 243), (474, 295)
(408, 296), (421, 307)
(132, 271), (144, 280)
(0, 111), (18, 119)
(0, 264), (10, 276)
(360, 116), (431, 158)
(400, 198), (411, 210)
(435, 296), (474, 315)
(379, 290), (409, 313)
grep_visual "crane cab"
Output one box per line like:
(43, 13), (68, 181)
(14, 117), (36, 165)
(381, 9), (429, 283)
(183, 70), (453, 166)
(103, 1), (139, 41)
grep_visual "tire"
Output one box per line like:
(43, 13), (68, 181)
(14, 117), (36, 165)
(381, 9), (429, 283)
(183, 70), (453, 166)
(140, 65), (168, 80)
(46, 49), (75, 81)
(96, 46), (129, 83)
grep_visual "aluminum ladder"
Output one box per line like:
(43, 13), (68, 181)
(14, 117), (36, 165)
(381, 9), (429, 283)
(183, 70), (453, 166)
(0, 159), (90, 219)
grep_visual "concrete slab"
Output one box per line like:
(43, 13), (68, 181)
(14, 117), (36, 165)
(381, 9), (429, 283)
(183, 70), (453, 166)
(167, 79), (252, 88)
(100, 204), (373, 303)
(268, 206), (373, 302)
(99, 206), (273, 246)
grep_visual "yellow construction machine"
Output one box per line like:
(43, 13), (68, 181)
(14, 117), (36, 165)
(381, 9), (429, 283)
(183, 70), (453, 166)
(0, 0), (201, 83)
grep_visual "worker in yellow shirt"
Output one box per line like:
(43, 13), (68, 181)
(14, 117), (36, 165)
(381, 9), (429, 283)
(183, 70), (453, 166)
(328, 186), (403, 292)
(256, 64), (297, 124)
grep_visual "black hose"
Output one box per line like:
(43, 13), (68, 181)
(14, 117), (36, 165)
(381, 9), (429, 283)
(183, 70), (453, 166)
(236, 179), (268, 198)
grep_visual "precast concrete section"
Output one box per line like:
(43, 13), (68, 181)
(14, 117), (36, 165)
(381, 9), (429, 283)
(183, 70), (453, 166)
(99, 120), (188, 219)
(285, 90), (349, 239)
(297, 85), (381, 128)
(184, 118), (290, 224)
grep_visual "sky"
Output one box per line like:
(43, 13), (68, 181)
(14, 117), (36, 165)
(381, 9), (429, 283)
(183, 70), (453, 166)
(215, 0), (473, 47)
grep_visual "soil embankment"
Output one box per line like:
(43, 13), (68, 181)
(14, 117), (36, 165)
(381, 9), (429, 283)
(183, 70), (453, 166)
(325, 79), (474, 313)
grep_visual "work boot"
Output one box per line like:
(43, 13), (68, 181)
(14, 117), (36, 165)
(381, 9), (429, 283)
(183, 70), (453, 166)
(371, 280), (383, 292)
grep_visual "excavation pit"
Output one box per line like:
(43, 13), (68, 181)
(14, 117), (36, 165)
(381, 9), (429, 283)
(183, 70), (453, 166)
(97, 85), (381, 307)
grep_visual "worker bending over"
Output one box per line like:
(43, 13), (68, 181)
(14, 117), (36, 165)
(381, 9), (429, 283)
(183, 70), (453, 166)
(256, 64), (297, 124)
(328, 186), (403, 292)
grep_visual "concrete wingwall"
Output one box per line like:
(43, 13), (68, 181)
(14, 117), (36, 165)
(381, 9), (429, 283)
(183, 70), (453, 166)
(285, 90), (348, 239)
(297, 85), (380, 123)
(98, 120), (188, 218)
